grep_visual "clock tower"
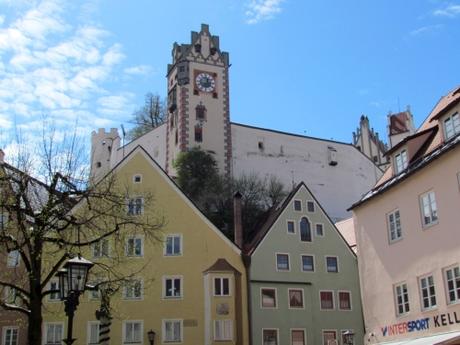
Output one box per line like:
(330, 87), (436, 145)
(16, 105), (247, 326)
(165, 24), (232, 176)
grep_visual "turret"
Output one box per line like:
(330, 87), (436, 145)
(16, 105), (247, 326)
(90, 128), (120, 183)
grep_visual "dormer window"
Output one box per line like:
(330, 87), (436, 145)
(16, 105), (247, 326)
(394, 149), (408, 174)
(443, 112), (460, 140)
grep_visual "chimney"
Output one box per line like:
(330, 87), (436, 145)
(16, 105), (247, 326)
(233, 192), (243, 248)
(0, 149), (4, 163)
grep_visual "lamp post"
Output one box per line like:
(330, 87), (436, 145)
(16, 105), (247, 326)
(147, 330), (156, 345)
(57, 255), (94, 345)
(342, 330), (355, 345)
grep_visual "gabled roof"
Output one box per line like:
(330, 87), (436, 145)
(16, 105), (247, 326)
(384, 126), (437, 157)
(389, 111), (411, 135)
(203, 258), (241, 275)
(246, 181), (357, 257)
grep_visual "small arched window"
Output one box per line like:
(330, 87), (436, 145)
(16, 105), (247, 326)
(300, 217), (312, 242)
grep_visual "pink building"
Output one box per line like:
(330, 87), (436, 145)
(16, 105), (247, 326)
(350, 86), (460, 345)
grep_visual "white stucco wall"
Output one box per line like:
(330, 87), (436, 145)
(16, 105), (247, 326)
(231, 123), (383, 221)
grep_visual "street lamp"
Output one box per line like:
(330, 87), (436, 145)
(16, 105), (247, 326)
(342, 330), (355, 345)
(147, 330), (156, 345)
(57, 255), (94, 345)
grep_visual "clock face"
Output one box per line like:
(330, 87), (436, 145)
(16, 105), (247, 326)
(195, 73), (216, 93)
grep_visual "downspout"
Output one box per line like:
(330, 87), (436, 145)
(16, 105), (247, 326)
(243, 254), (253, 345)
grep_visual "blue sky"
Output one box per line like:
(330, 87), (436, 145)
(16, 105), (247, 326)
(0, 0), (459, 155)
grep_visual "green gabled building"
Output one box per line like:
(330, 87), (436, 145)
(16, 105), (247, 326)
(244, 182), (364, 345)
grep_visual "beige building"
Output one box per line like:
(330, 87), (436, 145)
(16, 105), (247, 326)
(350, 86), (460, 344)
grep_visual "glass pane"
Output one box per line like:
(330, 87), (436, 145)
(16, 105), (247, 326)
(223, 278), (229, 295)
(173, 237), (181, 254)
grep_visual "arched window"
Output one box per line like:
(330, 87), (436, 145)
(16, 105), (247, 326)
(300, 217), (312, 242)
(196, 104), (206, 121)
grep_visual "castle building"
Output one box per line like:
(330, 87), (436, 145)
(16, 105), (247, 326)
(90, 24), (383, 222)
(352, 115), (388, 169)
(350, 86), (460, 344)
(387, 108), (416, 149)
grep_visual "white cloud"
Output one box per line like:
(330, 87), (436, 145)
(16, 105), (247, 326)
(409, 24), (443, 36)
(0, 15), (5, 26)
(0, 113), (12, 129)
(123, 65), (153, 76)
(433, 4), (460, 17)
(245, 0), (284, 24)
(97, 93), (134, 117)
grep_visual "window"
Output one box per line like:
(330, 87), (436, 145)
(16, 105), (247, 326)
(123, 280), (142, 300)
(395, 150), (408, 174)
(164, 277), (182, 298)
(420, 191), (438, 226)
(315, 223), (324, 237)
(341, 330), (355, 345)
(127, 197), (144, 215)
(307, 201), (315, 212)
(291, 330), (305, 345)
(322, 330), (337, 345)
(387, 209), (402, 242)
(419, 275), (436, 310)
(196, 104), (206, 121)
(126, 236), (143, 257)
(263, 329), (278, 345)
(261, 288), (277, 308)
(395, 282), (410, 315)
(301, 255), (314, 272)
(3, 287), (17, 304)
(288, 289), (304, 308)
(287, 221), (295, 234)
(124, 321), (142, 344)
(444, 112), (460, 140)
(214, 277), (230, 296)
(194, 126), (203, 142)
(87, 322), (100, 345)
(163, 320), (182, 343)
(276, 254), (290, 271)
(2, 327), (18, 345)
(338, 291), (351, 310)
(45, 323), (63, 345)
(89, 274), (103, 300)
(320, 291), (334, 310)
(214, 320), (233, 341)
(293, 200), (302, 211)
(326, 256), (338, 273)
(92, 239), (109, 258)
(6, 250), (20, 267)
(164, 235), (182, 256)
(300, 218), (312, 242)
(445, 266), (460, 304)
(133, 174), (142, 183)
(48, 279), (60, 301)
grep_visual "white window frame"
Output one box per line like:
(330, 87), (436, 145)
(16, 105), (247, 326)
(387, 209), (402, 243)
(338, 290), (352, 311)
(127, 197), (144, 216)
(213, 276), (231, 297)
(2, 326), (19, 345)
(290, 328), (306, 345)
(164, 234), (182, 257)
(306, 200), (315, 213)
(301, 254), (315, 272)
(6, 250), (20, 268)
(394, 282), (410, 316)
(125, 236), (144, 257)
(293, 199), (302, 211)
(322, 329), (337, 345)
(262, 328), (279, 345)
(394, 149), (408, 174)
(123, 279), (143, 300)
(319, 290), (335, 311)
(3, 286), (17, 305)
(163, 276), (183, 299)
(87, 321), (100, 345)
(443, 112), (460, 140)
(48, 279), (60, 302)
(340, 329), (355, 345)
(419, 274), (437, 310)
(444, 265), (460, 305)
(288, 288), (305, 309)
(315, 223), (324, 237)
(419, 191), (438, 227)
(275, 253), (290, 272)
(132, 174), (143, 184)
(260, 287), (277, 309)
(43, 322), (64, 345)
(122, 320), (143, 345)
(286, 220), (296, 234)
(162, 319), (182, 343)
(213, 319), (233, 341)
(325, 256), (339, 273)
(299, 217), (312, 243)
(92, 238), (109, 258)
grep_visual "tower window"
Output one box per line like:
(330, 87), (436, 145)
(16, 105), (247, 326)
(96, 162), (101, 168)
(179, 66), (185, 72)
(196, 104), (207, 121)
(258, 141), (264, 151)
(195, 126), (203, 142)
(194, 44), (201, 53)
(210, 47), (217, 55)
(175, 130), (178, 145)
(213, 92), (218, 99)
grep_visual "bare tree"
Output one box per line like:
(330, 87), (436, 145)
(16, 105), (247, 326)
(128, 92), (166, 140)
(0, 124), (164, 344)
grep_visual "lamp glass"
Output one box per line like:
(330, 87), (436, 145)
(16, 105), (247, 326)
(147, 329), (155, 342)
(64, 256), (94, 293)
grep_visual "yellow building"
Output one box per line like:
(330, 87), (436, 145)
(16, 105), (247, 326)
(43, 146), (248, 345)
